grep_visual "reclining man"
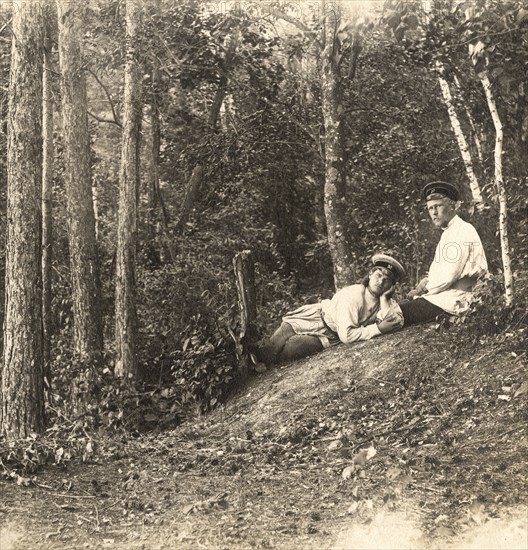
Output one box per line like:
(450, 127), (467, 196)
(255, 254), (406, 366)
(399, 181), (488, 326)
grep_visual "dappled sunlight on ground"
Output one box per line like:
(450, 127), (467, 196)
(331, 507), (528, 550)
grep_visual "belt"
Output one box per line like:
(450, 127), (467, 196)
(321, 312), (337, 334)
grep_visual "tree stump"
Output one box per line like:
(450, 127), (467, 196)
(233, 250), (258, 379)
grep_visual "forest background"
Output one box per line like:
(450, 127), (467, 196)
(0, 0), (527, 464)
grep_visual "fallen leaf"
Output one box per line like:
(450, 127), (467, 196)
(353, 445), (377, 466)
(15, 475), (31, 486)
(341, 465), (355, 480)
(328, 440), (342, 451)
(513, 381), (528, 398)
(386, 466), (402, 481)
(348, 501), (359, 514)
(182, 504), (195, 515)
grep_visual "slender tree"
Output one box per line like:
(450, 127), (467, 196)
(1, 2), (46, 438)
(480, 72), (514, 305)
(56, 0), (103, 364)
(174, 31), (240, 234)
(269, 1), (362, 288)
(115, 0), (142, 378)
(320, 0), (357, 288)
(436, 62), (483, 206)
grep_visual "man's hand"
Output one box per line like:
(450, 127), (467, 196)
(381, 285), (395, 299)
(377, 316), (402, 334)
(406, 277), (429, 299)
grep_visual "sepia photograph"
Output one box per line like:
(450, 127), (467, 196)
(0, 0), (527, 548)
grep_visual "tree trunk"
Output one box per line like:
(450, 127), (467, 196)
(42, 31), (54, 386)
(453, 74), (484, 168)
(233, 250), (258, 379)
(145, 63), (176, 264)
(115, 0), (142, 379)
(175, 32), (239, 233)
(321, 3), (356, 289)
(436, 63), (483, 206)
(56, 0), (103, 364)
(480, 73), (514, 306)
(1, 2), (46, 439)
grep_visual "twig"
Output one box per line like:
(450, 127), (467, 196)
(86, 68), (121, 127)
(87, 110), (122, 128)
(94, 504), (100, 530)
(0, 18), (12, 36)
(458, 425), (525, 450)
(359, 376), (400, 386)
(411, 483), (444, 495)
(267, 7), (322, 51)
(100, 500), (120, 513)
(47, 493), (97, 499)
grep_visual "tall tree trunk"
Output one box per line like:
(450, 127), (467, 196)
(115, 0), (142, 379)
(42, 28), (54, 386)
(174, 32), (239, 233)
(480, 73), (514, 306)
(56, 0), (103, 364)
(321, 2), (355, 289)
(1, 2), (45, 439)
(148, 59), (176, 262)
(436, 63), (483, 206)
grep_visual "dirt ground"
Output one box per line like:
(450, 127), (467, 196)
(1, 325), (527, 549)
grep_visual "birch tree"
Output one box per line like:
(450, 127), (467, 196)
(115, 0), (142, 378)
(56, 0), (103, 364)
(1, 1), (45, 439)
(436, 62), (483, 206)
(479, 70), (514, 305)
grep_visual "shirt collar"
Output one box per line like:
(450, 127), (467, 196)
(442, 214), (459, 231)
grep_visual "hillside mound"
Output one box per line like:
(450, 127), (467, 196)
(1, 324), (527, 549)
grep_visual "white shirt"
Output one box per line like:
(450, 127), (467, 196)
(422, 215), (488, 314)
(321, 284), (403, 343)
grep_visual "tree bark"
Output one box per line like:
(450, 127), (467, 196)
(321, 1), (356, 289)
(480, 73), (514, 306)
(233, 250), (258, 379)
(174, 32), (239, 233)
(453, 74), (484, 168)
(56, 0), (103, 364)
(436, 63), (483, 206)
(115, 0), (142, 379)
(1, 2), (46, 439)
(42, 28), (54, 385)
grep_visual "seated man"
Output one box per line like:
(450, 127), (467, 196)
(254, 254), (406, 366)
(400, 181), (488, 326)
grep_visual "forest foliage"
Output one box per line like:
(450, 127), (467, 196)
(0, 0), (527, 442)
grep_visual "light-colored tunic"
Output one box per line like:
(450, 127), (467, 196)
(422, 215), (488, 314)
(283, 284), (403, 348)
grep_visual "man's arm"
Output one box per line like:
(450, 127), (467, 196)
(425, 239), (471, 295)
(407, 276), (429, 299)
(333, 292), (382, 343)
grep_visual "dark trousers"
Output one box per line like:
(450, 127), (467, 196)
(399, 298), (446, 326)
(259, 322), (324, 365)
